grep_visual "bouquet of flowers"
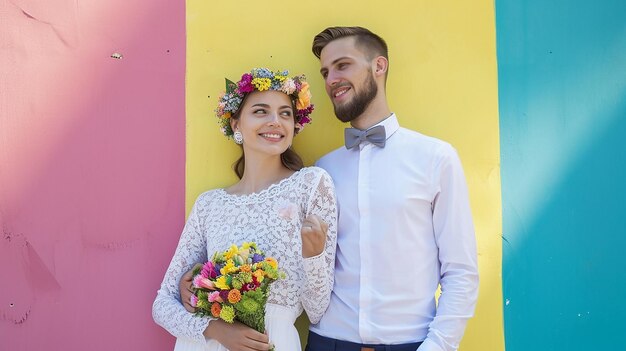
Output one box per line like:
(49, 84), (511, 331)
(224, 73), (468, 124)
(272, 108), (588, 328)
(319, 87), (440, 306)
(190, 242), (283, 336)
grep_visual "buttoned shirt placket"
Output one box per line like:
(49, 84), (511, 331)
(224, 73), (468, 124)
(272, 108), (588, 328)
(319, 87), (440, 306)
(357, 140), (373, 341)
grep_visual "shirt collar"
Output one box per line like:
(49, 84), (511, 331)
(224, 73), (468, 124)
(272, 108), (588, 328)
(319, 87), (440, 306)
(369, 113), (399, 141)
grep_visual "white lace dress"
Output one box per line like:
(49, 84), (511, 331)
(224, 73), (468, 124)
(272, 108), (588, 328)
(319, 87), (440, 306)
(152, 167), (338, 351)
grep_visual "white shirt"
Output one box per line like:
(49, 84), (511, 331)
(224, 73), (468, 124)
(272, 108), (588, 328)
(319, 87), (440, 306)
(312, 114), (478, 351)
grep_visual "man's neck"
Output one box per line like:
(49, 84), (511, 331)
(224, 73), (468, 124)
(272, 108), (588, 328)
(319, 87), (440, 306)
(349, 94), (391, 130)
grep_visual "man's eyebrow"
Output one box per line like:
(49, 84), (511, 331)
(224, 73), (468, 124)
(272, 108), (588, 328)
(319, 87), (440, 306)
(320, 57), (351, 74)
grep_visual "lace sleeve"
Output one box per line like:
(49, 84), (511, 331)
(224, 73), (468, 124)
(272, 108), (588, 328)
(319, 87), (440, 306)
(300, 170), (338, 324)
(152, 195), (213, 343)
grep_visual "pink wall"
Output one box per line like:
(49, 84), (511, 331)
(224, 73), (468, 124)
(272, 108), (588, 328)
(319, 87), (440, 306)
(0, 1), (185, 349)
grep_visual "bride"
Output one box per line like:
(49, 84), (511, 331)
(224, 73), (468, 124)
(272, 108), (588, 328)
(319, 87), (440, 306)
(152, 68), (337, 351)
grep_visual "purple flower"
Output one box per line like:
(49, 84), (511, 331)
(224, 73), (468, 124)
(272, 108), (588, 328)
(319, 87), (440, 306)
(214, 263), (223, 274)
(219, 290), (230, 301)
(252, 253), (264, 263)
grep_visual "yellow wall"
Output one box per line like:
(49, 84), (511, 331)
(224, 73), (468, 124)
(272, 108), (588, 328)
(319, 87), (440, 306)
(186, 1), (503, 349)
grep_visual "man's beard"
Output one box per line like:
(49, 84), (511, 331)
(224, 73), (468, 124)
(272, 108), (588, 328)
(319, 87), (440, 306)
(333, 72), (378, 123)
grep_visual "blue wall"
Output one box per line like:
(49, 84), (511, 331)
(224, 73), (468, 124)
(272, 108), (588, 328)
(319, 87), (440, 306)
(496, 1), (626, 350)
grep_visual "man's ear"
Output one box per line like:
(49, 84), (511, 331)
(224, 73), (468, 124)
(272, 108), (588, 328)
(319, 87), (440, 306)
(373, 56), (388, 76)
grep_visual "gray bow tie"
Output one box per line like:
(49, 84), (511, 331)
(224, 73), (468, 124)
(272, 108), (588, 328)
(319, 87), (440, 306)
(344, 125), (386, 149)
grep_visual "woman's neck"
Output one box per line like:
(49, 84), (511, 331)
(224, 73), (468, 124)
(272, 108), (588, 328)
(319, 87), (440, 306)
(229, 154), (294, 195)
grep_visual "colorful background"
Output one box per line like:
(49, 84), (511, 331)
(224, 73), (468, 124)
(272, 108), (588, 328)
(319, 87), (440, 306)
(497, 0), (626, 349)
(1, 0), (624, 350)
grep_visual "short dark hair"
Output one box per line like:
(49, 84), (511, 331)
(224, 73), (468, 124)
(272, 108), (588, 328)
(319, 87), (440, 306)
(312, 26), (388, 61)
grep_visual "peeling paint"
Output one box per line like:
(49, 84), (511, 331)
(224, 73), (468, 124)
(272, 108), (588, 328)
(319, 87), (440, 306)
(8, 0), (74, 47)
(0, 307), (32, 325)
(501, 235), (510, 245)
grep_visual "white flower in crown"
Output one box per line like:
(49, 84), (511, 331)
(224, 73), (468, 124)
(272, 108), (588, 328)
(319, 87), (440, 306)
(281, 78), (297, 95)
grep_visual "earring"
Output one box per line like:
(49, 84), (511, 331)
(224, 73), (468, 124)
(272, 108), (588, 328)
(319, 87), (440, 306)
(233, 131), (243, 144)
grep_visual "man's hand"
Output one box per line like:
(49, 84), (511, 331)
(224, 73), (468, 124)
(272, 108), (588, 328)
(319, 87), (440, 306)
(179, 264), (201, 313)
(301, 214), (329, 258)
(204, 320), (272, 351)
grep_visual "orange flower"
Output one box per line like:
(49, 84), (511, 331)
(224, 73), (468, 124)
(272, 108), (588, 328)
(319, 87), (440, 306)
(296, 82), (311, 110)
(265, 257), (278, 269)
(227, 289), (242, 304)
(240, 264), (252, 273)
(210, 302), (221, 318)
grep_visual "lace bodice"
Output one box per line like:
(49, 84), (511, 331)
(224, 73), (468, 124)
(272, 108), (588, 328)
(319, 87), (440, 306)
(152, 167), (338, 343)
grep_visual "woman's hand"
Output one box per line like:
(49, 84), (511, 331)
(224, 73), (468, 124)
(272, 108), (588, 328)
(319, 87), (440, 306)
(300, 214), (329, 258)
(179, 264), (200, 313)
(204, 320), (272, 351)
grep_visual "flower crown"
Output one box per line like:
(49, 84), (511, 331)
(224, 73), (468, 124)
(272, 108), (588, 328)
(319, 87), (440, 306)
(215, 68), (314, 138)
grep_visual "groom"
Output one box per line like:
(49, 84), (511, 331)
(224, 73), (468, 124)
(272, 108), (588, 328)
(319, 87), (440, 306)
(305, 26), (479, 351)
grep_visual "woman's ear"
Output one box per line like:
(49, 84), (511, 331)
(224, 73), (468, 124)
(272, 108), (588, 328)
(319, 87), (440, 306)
(230, 118), (238, 133)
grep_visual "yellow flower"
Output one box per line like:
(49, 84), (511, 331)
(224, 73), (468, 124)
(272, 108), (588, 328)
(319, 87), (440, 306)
(220, 259), (237, 275)
(252, 78), (271, 91)
(215, 276), (230, 290)
(296, 82), (311, 109)
(242, 242), (257, 251)
(224, 244), (238, 260)
(253, 269), (265, 283)
(222, 112), (231, 119)
(220, 305), (235, 323)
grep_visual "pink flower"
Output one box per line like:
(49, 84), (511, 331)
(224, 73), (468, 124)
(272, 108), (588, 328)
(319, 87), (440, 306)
(202, 261), (217, 279)
(193, 275), (216, 290)
(208, 291), (222, 303)
(241, 281), (259, 292)
(192, 275), (202, 288)
(238, 73), (254, 93)
(189, 294), (198, 307)
(281, 79), (296, 95)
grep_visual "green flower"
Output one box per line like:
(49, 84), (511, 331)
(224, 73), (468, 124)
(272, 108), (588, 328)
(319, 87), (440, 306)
(232, 278), (243, 290)
(220, 305), (235, 323)
(195, 291), (209, 310)
(236, 295), (261, 314)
